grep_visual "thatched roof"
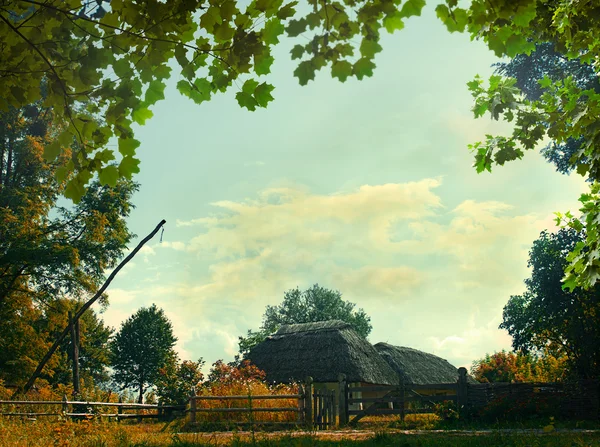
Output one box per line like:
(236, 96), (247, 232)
(247, 321), (400, 385)
(374, 342), (477, 385)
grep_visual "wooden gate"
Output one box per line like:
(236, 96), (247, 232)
(345, 383), (458, 426)
(313, 389), (336, 429)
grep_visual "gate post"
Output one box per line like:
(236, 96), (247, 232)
(188, 386), (197, 424)
(457, 367), (468, 418)
(399, 377), (405, 422)
(337, 373), (347, 426)
(305, 376), (313, 430)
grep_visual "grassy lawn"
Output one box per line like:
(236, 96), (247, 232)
(1, 416), (600, 447)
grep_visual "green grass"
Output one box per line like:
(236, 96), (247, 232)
(169, 432), (600, 447)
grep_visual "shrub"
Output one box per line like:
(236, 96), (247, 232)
(432, 400), (459, 423)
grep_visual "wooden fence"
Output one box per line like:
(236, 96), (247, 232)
(3, 372), (597, 428)
(0, 395), (184, 421)
(339, 368), (599, 426)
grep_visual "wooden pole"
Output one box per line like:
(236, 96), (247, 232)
(188, 386), (196, 424)
(337, 374), (347, 426)
(117, 396), (123, 423)
(297, 384), (305, 425)
(457, 367), (468, 418)
(62, 393), (68, 417)
(69, 311), (80, 397)
(305, 377), (313, 430)
(15, 220), (167, 397)
(400, 377), (405, 422)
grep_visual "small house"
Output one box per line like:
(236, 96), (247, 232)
(247, 320), (400, 411)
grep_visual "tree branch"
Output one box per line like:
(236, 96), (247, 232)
(13, 219), (166, 397)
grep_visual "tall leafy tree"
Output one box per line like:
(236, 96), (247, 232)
(239, 284), (372, 356)
(0, 104), (138, 309)
(494, 42), (600, 178)
(155, 359), (204, 405)
(41, 299), (113, 388)
(0, 103), (135, 387)
(500, 229), (600, 380)
(110, 304), (178, 403)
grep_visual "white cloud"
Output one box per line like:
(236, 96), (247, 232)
(157, 240), (187, 251)
(113, 180), (561, 369)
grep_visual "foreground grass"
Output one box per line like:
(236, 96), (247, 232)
(1, 418), (600, 447)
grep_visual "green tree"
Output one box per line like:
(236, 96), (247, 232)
(500, 229), (600, 380)
(0, 102), (135, 387)
(238, 284), (371, 356)
(110, 304), (178, 403)
(493, 42), (600, 178)
(41, 299), (113, 388)
(155, 359), (204, 405)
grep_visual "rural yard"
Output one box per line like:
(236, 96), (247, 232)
(2, 0), (600, 446)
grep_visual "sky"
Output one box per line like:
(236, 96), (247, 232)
(100, 3), (588, 372)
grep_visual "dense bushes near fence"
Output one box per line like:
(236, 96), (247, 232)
(0, 378), (153, 418)
(194, 360), (299, 425)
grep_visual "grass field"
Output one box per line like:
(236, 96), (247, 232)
(1, 416), (600, 447)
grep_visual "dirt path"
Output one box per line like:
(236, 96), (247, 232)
(174, 428), (600, 444)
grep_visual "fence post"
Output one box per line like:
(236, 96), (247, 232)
(337, 373), (347, 426)
(117, 396), (123, 423)
(399, 376), (405, 422)
(62, 393), (69, 417)
(297, 384), (305, 425)
(158, 400), (163, 422)
(457, 367), (468, 418)
(188, 386), (196, 424)
(305, 376), (313, 430)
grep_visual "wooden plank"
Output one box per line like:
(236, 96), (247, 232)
(347, 396), (404, 404)
(408, 384), (457, 390)
(0, 400), (161, 408)
(417, 395), (457, 403)
(192, 394), (300, 401)
(348, 408), (405, 415)
(194, 407), (300, 413)
(0, 413), (62, 416)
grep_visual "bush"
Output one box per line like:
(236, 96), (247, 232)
(476, 392), (561, 422)
(432, 400), (459, 423)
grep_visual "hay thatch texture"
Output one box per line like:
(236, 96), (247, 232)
(374, 342), (477, 385)
(247, 321), (400, 385)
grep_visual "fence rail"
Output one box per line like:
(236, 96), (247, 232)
(0, 397), (185, 421)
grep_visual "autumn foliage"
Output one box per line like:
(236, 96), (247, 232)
(471, 350), (567, 383)
(194, 360), (300, 426)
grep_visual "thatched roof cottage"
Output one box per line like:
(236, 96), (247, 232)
(247, 320), (399, 386)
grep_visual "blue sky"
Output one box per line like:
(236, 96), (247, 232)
(100, 3), (587, 371)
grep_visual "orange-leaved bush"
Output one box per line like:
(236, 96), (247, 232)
(195, 360), (299, 424)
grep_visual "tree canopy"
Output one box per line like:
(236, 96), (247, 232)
(238, 283), (372, 356)
(500, 229), (600, 380)
(3, 0), (600, 288)
(0, 101), (134, 388)
(0, 0), (427, 202)
(110, 304), (178, 403)
(494, 42), (600, 178)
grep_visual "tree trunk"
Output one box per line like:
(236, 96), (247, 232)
(138, 382), (144, 404)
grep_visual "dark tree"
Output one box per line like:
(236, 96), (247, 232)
(0, 103), (136, 387)
(239, 284), (372, 356)
(110, 304), (178, 403)
(494, 42), (600, 177)
(500, 229), (600, 379)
